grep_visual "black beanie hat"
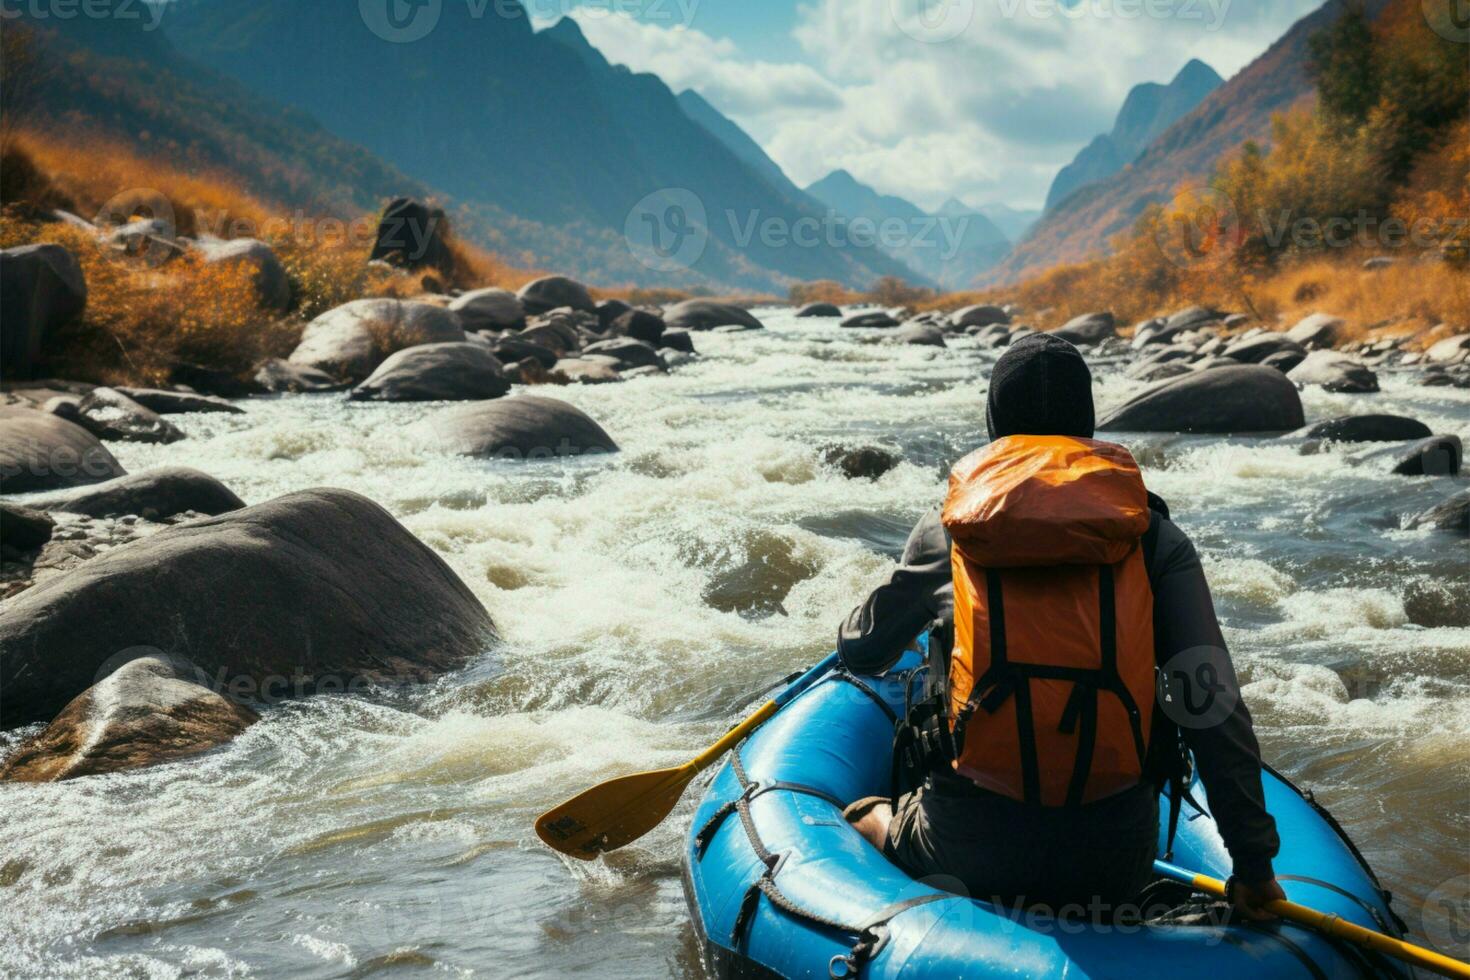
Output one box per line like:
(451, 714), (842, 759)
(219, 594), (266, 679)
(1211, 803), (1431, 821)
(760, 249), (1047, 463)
(985, 333), (1096, 441)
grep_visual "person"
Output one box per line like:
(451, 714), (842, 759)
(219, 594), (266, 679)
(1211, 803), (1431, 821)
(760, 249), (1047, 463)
(839, 333), (1285, 921)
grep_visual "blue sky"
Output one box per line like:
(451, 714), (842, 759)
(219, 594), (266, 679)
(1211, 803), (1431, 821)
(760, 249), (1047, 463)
(532, 0), (1325, 211)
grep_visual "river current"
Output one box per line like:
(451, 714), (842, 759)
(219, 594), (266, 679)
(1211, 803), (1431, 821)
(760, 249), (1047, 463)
(2, 309), (1467, 977)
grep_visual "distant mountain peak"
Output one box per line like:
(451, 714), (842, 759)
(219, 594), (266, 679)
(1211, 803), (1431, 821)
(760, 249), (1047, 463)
(1173, 58), (1224, 89)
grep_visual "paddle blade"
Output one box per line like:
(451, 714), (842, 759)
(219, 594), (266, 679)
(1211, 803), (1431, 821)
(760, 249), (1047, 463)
(536, 765), (694, 860)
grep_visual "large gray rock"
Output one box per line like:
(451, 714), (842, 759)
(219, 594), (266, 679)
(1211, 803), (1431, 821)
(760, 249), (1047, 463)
(418, 396), (618, 460)
(1051, 312), (1115, 346)
(1425, 333), (1470, 365)
(664, 300), (764, 332)
(1350, 435), (1462, 476)
(1260, 349), (1307, 374)
(0, 488), (495, 725)
(0, 244), (87, 379)
(254, 358), (343, 393)
(1164, 306), (1223, 331)
(894, 323), (946, 347)
(517, 315), (584, 355)
(1287, 350), (1379, 393)
(595, 299), (632, 331)
(0, 655), (259, 782)
(583, 338), (667, 370)
(951, 304), (1010, 328)
(492, 337), (558, 369)
(840, 310), (901, 329)
(448, 287), (526, 331)
(0, 410), (126, 492)
(1099, 365), (1306, 433)
(795, 302), (842, 318)
(369, 198), (453, 273)
(1223, 334), (1307, 364)
(516, 276), (595, 315)
(67, 387), (187, 444)
(193, 237), (290, 311)
(114, 387), (244, 415)
(349, 342), (510, 402)
(1405, 489), (1469, 536)
(1285, 415), (1432, 443)
(1, 501), (54, 552)
(1285, 313), (1344, 349)
(24, 467), (244, 519)
(611, 309), (666, 344)
(288, 299), (463, 382)
(658, 330), (696, 355)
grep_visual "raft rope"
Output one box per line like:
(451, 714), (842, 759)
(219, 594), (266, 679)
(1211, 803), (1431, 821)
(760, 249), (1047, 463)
(695, 740), (954, 980)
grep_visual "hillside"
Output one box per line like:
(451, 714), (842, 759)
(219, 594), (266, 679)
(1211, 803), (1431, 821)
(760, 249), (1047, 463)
(675, 89), (811, 206)
(805, 171), (1008, 289)
(986, 0), (1386, 287)
(161, 4), (910, 293)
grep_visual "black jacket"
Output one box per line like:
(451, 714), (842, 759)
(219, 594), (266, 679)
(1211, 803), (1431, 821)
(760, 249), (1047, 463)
(838, 506), (1281, 883)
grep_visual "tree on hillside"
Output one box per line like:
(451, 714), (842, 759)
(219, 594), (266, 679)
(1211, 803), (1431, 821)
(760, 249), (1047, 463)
(1307, 1), (1379, 132)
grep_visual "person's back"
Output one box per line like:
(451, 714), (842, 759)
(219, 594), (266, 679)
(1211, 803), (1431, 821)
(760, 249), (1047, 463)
(839, 334), (1285, 920)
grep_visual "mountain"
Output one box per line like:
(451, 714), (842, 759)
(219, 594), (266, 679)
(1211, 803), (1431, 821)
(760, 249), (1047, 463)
(806, 172), (1008, 289)
(1044, 59), (1223, 214)
(986, 0), (1383, 287)
(974, 203), (1042, 244)
(675, 89), (810, 205)
(158, 5), (910, 293)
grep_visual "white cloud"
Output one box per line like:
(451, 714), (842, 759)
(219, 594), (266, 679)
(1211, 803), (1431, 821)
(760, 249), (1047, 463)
(563, 0), (1324, 211)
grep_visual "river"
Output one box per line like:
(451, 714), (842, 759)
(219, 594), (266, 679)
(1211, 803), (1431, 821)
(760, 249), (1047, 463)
(2, 309), (1467, 977)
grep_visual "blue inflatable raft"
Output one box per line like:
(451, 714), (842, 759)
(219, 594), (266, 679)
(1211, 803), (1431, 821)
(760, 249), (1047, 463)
(683, 651), (1411, 979)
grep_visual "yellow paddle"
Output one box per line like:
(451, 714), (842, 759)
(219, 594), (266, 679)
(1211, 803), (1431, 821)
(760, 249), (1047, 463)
(536, 653), (841, 860)
(1153, 860), (1470, 979)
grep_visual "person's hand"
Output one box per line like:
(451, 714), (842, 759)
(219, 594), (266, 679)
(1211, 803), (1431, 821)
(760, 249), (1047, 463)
(1231, 876), (1287, 921)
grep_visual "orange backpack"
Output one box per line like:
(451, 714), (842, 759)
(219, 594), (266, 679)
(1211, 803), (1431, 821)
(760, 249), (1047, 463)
(941, 435), (1156, 807)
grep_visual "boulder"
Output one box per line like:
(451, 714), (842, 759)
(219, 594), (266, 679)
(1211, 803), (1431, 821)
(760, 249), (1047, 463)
(841, 311), (901, 329)
(1, 501), (54, 552)
(448, 287), (527, 332)
(552, 358), (622, 384)
(25, 467), (244, 519)
(1405, 489), (1469, 535)
(1285, 313), (1344, 349)
(611, 309), (666, 345)
(595, 299), (632, 332)
(0, 655), (259, 782)
(664, 300), (764, 332)
(1260, 349), (1306, 373)
(68, 387), (187, 444)
(1425, 333), (1470, 365)
(1165, 306), (1223, 332)
(951, 305), (1010, 328)
(113, 387), (244, 415)
(1050, 311), (1115, 346)
(192, 237), (290, 311)
(1223, 334), (1307, 364)
(517, 276), (595, 315)
(0, 244), (87, 379)
(583, 338), (667, 371)
(349, 342), (510, 402)
(894, 324), (946, 348)
(168, 364), (266, 399)
(492, 337), (559, 369)
(288, 299), (463, 382)
(658, 330), (697, 355)
(1350, 435), (1462, 477)
(0, 410), (126, 492)
(796, 302), (842, 318)
(1287, 350), (1379, 393)
(0, 488), (495, 725)
(1286, 415), (1432, 443)
(254, 358), (343, 393)
(821, 445), (899, 480)
(1126, 346), (1196, 380)
(418, 396), (618, 460)
(369, 198), (453, 273)
(1099, 365), (1305, 434)
(518, 316), (584, 355)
